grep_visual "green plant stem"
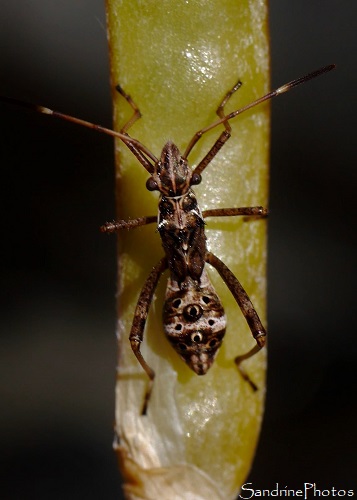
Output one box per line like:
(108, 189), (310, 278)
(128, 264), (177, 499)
(106, 1), (270, 498)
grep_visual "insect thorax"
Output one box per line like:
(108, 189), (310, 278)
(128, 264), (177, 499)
(163, 271), (226, 375)
(158, 189), (206, 283)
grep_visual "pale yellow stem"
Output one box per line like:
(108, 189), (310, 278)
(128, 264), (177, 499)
(106, 1), (269, 498)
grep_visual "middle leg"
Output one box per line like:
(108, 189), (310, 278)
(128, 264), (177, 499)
(202, 206), (268, 218)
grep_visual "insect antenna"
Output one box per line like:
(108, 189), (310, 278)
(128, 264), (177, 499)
(184, 64), (336, 166)
(0, 95), (158, 173)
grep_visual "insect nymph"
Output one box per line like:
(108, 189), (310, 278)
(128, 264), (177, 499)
(101, 65), (335, 413)
(1, 64), (335, 414)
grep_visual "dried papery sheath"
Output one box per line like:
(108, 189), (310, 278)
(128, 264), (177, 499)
(106, 0), (269, 498)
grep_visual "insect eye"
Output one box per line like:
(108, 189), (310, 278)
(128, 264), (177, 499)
(191, 173), (202, 186)
(178, 342), (187, 351)
(191, 332), (203, 343)
(146, 177), (158, 191)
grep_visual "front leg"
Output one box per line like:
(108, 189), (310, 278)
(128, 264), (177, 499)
(205, 252), (266, 390)
(129, 257), (168, 415)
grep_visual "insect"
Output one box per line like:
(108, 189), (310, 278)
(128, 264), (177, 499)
(1, 64), (335, 414)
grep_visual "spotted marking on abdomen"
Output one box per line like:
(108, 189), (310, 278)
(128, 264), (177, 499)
(163, 270), (226, 374)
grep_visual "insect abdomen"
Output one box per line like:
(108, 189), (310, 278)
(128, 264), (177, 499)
(163, 271), (226, 375)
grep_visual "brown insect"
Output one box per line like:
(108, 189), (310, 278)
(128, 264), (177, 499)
(1, 64), (335, 414)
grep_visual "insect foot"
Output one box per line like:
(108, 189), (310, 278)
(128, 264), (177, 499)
(163, 271), (226, 375)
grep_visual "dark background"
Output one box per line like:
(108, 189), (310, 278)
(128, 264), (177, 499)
(0, 1), (355, 498)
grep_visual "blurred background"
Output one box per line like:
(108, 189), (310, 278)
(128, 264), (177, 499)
(0, 1), (355, 498)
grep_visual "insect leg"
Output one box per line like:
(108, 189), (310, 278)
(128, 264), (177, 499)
(100, 215), (157, 233)
(100, 85), (157, 234)
(190, 130), (231, 177)
(185, 80), (243, 172)
(216, 80), (243, 134)
(113, 84), (156, 174)
(205, 252), (266, 390)
(186, 65), (335, 164)
(129, 257), (168, 415)
(202, 206), (268, 218)
(115, 84), (142, 134)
